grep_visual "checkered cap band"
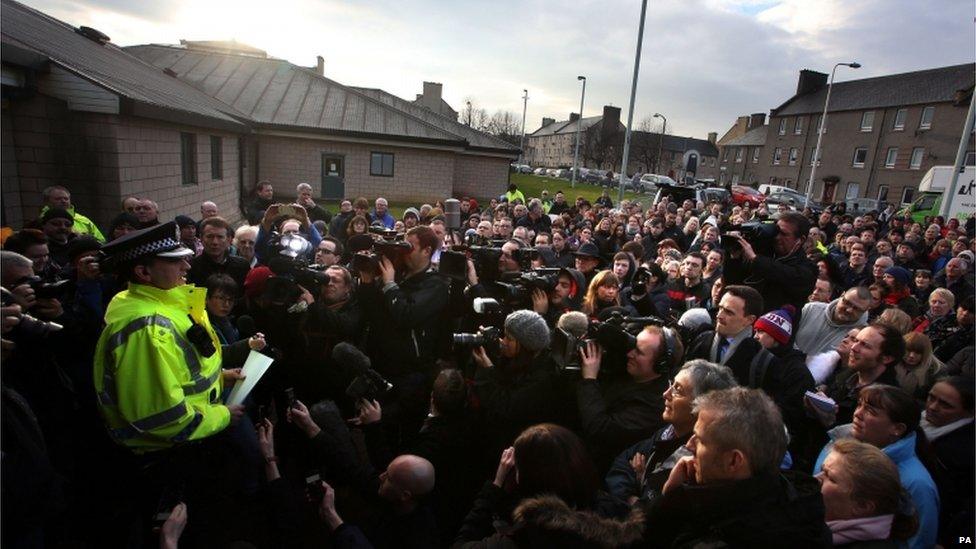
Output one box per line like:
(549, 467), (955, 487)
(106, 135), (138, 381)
(114, 236), (182, 263)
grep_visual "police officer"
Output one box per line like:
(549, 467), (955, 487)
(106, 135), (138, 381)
(94, 222), (244, 454)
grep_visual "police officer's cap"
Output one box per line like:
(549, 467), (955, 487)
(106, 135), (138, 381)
(101, 221), (194, 265)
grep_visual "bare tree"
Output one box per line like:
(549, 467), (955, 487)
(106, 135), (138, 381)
(486, 110), (522, 146)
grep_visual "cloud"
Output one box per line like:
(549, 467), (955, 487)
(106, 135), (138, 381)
(16, 0), (975, 141)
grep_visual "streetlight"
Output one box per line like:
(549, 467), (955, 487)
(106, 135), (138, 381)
(806, 61), (860, 205)
(653, 112), (667, 175)
(571, 76), (586, 188)
(466, 101), (472, 126)
(519, 89), (528, 165)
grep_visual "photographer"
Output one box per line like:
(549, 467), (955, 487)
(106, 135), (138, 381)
(530, 267), (586, 328)
(358, 225), (449, 427)
(622, 262), (670, 319)
(723, 212), (817, 314)
(470, 310), (560, 462)
(576, 324), (682, 470)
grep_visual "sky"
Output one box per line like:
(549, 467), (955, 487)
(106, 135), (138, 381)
(19, 0), (976, 139)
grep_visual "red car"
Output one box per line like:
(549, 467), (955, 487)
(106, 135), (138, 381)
(730, 185), (765, 207)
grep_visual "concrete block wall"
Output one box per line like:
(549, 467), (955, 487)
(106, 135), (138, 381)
(114, 119), (242, 225)
(454, 155), (509, 200)
(257, 135), (455, 205)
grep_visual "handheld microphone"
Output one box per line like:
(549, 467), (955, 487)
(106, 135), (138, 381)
(444, 199), (461, 231)
(331, 342), (372, 375)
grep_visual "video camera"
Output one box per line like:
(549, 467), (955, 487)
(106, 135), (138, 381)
(552, 311), (666, 374)
(266, 232), (330, 292)
(720, 221), (777, 256)
(495, 267), (562, 307)
(349, 228), (413, 278)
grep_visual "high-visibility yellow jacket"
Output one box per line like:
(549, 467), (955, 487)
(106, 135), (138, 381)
(39, 205), (105, 242)
(94, 283), (229, 453)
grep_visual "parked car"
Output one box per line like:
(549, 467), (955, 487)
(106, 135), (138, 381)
(654, 183), (730, 208)
(585, 169), (607, 184)
(532, 167), (548, 176)
(844, 197), (881, 213)
(517, 164), (533, 173)
(757, 183), (793, 196)
(765, 190), (824, 214)
(730, 185), (765, 207)
(555, 168), (573, 179)
(639, 173), (677, 193)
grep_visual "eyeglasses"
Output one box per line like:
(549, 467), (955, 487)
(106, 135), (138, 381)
(210, 294), (236, 304)
(667, 379), (688, 398)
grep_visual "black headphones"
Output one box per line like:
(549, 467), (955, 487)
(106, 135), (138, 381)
(654, 326), (677, 376)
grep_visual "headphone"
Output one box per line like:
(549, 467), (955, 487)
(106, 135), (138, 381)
(654, 326), (678, 376)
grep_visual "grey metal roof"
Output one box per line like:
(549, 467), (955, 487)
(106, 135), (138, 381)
(1, 0), (248, 131)
(774, 63), (975, 116)
(126, 44), (517, 153)
(724, 126), (767, 147)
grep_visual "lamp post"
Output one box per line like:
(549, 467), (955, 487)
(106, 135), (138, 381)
(571, 76), (586, 188)
(653, 112), (667, 175)
(466, 101), (472, 126)
(806, 61), (860, 205)
(617, 0), (649, 204)
(519, 89), (528, 165)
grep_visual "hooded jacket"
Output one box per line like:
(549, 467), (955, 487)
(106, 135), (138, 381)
(794, 298), (868, 358)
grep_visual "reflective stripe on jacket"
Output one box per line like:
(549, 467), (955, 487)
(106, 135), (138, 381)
(94, 283), (228, 453)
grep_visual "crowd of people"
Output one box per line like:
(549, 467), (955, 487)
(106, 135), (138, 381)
(1, 179), (974, 548)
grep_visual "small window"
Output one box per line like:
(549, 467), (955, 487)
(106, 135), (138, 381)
(910, 147), (924, 169)
(815, 115), (826, 134)
(852, 147), (867, 168)
(180, 132), (197, 186)
(788, 147), (798, 166)
(773, 147), (782, 165)
(732, 174), (740, 184)
(860, 111), (875, 132)
(735, 148), (743, 163)
(809, 147), (822, 166)
(752, 148), (760, 163)
(901, 187), (915, 205)
(892, 109), (907, 131)
(370, 152), (395, 176)
(723, 148), (729, 161)
(846, 182), (860, 200)
(778, 118), (787, 135)
(794, 117), (803, 135)
(919, 106), (935, 129)
(884, 147), (898, 168)
(877, 185), (889, 202)
(210, 136), (223, 180)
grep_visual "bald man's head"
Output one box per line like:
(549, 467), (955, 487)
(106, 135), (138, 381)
(378, 455), (435, 505)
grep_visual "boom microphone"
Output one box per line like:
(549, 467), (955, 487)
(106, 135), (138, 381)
(557, 311), (590, 339)
(331, 342), (372, 375)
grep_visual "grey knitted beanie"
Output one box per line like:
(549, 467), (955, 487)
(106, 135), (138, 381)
(504, 310), (551, 352)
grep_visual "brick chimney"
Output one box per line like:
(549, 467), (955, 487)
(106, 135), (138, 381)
(569, 112), (580, 122)
(796, 69), (828, 97)
(707, 132), (717, 144)
(423, 82), (443, 102)
(749, 113), (766, 129)
(542, 117), (555, 128)
(602, 105), (622, 133)
(316, 56), (324, 76)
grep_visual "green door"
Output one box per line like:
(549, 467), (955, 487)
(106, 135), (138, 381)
(322, 154), (345, 201)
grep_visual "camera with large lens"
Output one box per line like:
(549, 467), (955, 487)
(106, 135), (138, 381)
(720, 221), (777, 256)
(28, 277), (74, 300)
(467, 245), (503, 283)
(452, 325), (501, 349)
(267, 232), (331, 291)
(578, 312), (667, 376)
(349, 229), (413, 278)
(630, 266), (652, 297)
(495, 267), (561, 308)
(0, 286), (63, 337)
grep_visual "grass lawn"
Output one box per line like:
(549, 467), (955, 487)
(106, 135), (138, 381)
(371, 173), (647, 219)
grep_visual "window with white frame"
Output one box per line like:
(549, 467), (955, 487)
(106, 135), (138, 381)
(815, 115), (826, 134)
(752, 148), (760, 163)
(773, 148), (782, 165)
(778, 118), (787, 135)
(788, 148), (798, 166)
(735, 148), (743, 163)
(892, 109), (907, 131)
(910, 147), (924, 169)
(884, 147), (898, 168)
(860, 111), (875, 132)
(877, 185), (889, 202)
(919, 106), (935, 129)
(901, 187), (915, 205)
(794, 117), (803, 135)
(809, 147), (822, 166)
(732, 174), (740, 184)
(846, 182), (860, 200)
(723, 148), (729, 161)
(852, 147), (867, 168)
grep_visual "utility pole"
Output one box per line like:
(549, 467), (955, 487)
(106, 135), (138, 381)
(519, 89), (528, 165)
(943, 90), (976, 217)
(571, 76), (586, 188)
(617, 0), (648, 204)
